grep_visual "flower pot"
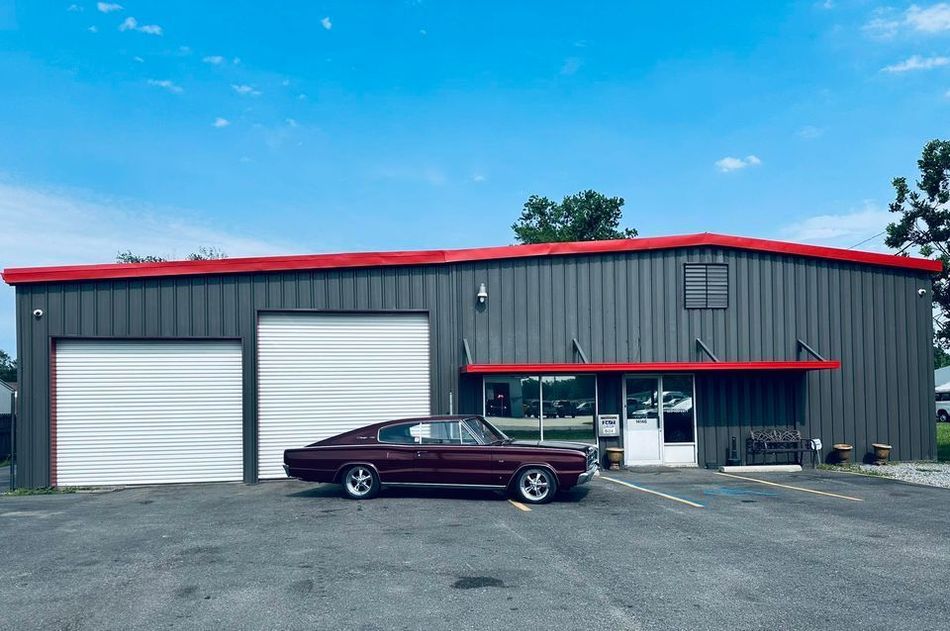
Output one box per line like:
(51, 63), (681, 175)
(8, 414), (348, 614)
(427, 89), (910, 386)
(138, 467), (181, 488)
(605, 447), (624, 471)
(872, 443), (892, 466)
(833, 443), (853, 465)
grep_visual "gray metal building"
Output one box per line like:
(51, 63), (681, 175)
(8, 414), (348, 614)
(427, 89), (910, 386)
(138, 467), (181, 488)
(2, 233), (941, 488)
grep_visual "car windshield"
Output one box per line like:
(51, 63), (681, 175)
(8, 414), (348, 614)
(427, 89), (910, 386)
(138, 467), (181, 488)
(462, 416), (509, 444)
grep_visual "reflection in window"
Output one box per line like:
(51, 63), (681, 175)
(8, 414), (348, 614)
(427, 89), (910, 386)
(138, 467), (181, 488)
(661, 375), (694, 443)
(484, 375), (595, 444)
(625, 377), (659, 425)
(541, 375), (596, 444)
(484, 376), (540, 441)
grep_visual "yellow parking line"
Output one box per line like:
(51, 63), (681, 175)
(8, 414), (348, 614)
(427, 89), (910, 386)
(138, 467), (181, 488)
(714, 472), (864, 502)
(508, 499), (532, 512)
(600, 475), (704, 508)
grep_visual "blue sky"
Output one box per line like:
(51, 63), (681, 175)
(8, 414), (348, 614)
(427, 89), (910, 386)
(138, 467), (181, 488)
(1, 1), (949, 356)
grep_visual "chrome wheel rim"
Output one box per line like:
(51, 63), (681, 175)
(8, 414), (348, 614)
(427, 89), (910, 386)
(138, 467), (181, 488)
(521, 470), (550, 501)
(345, 467), (374, 496)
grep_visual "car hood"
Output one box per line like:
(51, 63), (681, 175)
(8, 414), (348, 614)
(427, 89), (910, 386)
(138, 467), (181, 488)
(508, 440), (593, 453)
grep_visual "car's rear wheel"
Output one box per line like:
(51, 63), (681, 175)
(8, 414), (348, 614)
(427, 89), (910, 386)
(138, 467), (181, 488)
(514, 467), (557, 504)
(341, 465), (380, 500)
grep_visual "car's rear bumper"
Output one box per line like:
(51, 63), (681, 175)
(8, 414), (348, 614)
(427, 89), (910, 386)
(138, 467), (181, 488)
(576, 464), (600, 486)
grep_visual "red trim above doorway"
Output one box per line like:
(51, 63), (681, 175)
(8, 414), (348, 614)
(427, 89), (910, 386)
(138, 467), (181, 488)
(461, 360), (841, 374)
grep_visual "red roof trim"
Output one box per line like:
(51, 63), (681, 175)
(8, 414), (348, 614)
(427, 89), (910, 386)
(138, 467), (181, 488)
(461, 361), (841, 374)
(1, 233), (940, 285)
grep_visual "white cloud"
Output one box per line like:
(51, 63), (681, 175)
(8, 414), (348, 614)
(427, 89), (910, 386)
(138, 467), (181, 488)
(97, 2), (123, 13)
(118, 16), (163, 35)
(906, 3), (950, 33)
(816, 0), (835, 9)
(714, 155), (762, 173)
(321, 16), (332, 30)
(147, 79), (183, 94)
(797, 125), (825, 139)
(865, 3), (950, 38)
(560, 57), (582, 76)
(67, 4), (83, 12)
(285, 118), (298, 127)
(472, 174), (486, 183)
(87, 25), (98, 33)
(779, 203), (891, 248)
(202, 55), (225, 65)
(231, 84), (261, 96)
(132, 55), (144, 63)
(882, 55), (950, 72)
(212, 117), (230, 128)
(0, 178), (295, 353)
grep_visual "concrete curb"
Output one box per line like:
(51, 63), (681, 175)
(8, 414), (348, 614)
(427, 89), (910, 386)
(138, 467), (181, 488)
(718, 464), (802, 473)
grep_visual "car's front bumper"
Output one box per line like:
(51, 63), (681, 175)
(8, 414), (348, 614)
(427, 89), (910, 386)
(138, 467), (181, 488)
(577, 464), (600, 486)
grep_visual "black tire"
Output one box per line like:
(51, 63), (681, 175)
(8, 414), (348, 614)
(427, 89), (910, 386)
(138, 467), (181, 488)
(939, 410), (949, 423)
(340, 465), (380, 500)
(513, 467), (557, 504)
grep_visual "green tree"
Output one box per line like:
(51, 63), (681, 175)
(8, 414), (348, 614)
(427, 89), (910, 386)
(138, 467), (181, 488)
(115, 247), (227, 264)
(0, 349), (16, 382)
(885, 139), (950, 347)
(936, 345), (950, 370)
(512, 189), (637, 244)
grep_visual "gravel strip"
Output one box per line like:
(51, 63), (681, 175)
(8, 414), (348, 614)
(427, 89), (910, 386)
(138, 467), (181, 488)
(854, 462), (950, 489)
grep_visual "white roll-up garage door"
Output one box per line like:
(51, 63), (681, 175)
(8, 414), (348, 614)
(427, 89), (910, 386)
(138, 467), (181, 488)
(53, 340), (244, 486)
(257, 312), (431, 479)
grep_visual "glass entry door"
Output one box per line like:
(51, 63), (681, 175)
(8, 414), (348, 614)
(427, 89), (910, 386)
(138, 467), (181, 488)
(623, 375), (697, 466)
(624, 376), (662, 464)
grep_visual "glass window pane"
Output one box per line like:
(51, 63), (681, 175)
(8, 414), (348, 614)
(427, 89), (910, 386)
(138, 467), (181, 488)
(626, 377), (659, 424)
(541, 375), (596, 444)
(459, 422), (479, 445)
(485, 376), (540, 441)
(378, 423), (416, 444)
(419, 421), (462, 445)
(662, 375), (694, 443)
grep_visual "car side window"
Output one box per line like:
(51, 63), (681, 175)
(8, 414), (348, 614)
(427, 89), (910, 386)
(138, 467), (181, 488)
(418, 421), (474, 445)
(419, 421), (454, 445)
(378, 424), (417, 444)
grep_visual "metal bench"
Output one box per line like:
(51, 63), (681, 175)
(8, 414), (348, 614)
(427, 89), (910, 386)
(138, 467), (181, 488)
(745, 429), (817, 468)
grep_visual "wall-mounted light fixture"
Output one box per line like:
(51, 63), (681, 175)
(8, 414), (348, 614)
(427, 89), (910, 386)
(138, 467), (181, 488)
(476, 282), (488, 304)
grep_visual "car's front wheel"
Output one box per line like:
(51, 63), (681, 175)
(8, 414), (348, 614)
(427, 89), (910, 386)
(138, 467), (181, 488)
(341, 465), (380, 500)
(514, 467), (557, 504)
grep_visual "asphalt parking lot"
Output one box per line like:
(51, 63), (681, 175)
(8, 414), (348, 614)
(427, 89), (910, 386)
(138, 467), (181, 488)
(1, 468), (948, 631)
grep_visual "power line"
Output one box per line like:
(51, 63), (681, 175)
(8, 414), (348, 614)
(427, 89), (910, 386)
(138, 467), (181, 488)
(848, 230), (886, 249)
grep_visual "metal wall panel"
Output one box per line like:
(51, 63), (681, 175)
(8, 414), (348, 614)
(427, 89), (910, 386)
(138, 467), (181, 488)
(257, 312), (431, 479)
(12, 246), (937, 486)
(53, 340), (243, 485)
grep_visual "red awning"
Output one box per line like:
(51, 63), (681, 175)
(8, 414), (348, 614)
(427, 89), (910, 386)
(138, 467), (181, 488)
(461, 361), (840, 374)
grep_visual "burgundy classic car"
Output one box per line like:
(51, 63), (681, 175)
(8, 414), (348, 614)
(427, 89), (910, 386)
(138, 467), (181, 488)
(283, 415), (599, 504)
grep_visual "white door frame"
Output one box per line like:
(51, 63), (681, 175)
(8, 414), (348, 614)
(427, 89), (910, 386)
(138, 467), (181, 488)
(622, 373), (698, 466)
